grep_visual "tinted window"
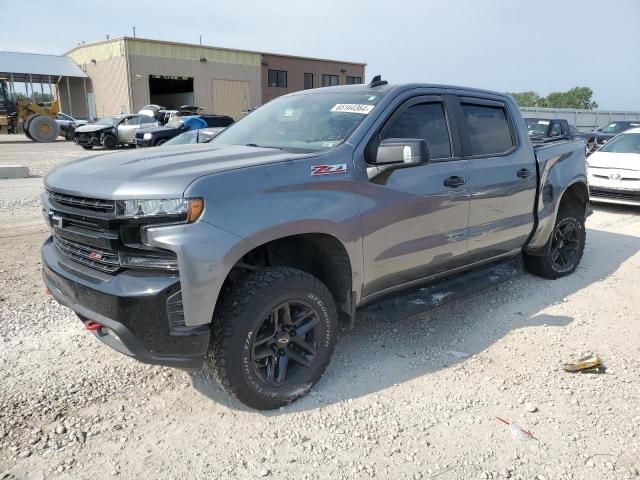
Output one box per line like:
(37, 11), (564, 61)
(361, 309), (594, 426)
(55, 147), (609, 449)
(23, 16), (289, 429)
(141, 116), (156, 124)
(122, 116), (141, 126)
(460, 103), (514, 156)
(381, 103), (451, 159)
(304, 73), (313, 89)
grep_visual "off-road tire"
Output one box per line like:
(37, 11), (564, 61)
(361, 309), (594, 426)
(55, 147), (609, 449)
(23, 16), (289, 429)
(102, 134), (117, 149)
(207, 267), (338, 410)
(524, 206), (586, 279)
(23, 114), (39, 140)
(28, 115), (60, 142)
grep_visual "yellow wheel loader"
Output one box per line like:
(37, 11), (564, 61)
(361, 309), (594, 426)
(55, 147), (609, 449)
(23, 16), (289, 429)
(0, 78), (61, 142)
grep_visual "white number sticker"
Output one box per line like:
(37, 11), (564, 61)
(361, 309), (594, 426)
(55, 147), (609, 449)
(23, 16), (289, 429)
(330, 104), (375, 114)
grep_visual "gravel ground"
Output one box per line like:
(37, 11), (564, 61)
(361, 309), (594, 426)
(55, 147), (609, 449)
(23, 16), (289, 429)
(1, 137), (639, 480)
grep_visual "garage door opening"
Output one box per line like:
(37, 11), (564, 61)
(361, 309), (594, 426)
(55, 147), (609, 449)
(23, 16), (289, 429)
(149, 75), (194, 109)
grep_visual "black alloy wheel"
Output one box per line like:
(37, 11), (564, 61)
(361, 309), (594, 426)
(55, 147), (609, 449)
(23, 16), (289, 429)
(207, 267), (338, 410)
(550, 219), (580, 271)
(251, 300), (321, 386)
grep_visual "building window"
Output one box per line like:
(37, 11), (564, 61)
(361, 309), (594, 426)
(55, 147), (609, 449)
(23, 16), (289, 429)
(322, 74), (339, 87)
(304, 73), (314, 89)
(346, 76), (362, 85)
(268, 69), (287, 88)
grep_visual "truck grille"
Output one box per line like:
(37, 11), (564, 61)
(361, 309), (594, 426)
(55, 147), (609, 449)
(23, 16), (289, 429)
(53, 235), (120, 273)
(47, 188), (116, 214)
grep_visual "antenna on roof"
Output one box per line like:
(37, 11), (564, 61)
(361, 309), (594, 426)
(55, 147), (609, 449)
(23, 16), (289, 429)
(368, 75), (388, 88)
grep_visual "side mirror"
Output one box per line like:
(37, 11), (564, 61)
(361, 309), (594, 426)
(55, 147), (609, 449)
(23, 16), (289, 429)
(367, 138), (429, 179)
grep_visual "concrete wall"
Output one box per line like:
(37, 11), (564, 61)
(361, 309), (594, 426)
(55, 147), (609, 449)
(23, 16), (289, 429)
(520, 106), (640, 132)
(261, 54), (366, 104)
(66, 40), (131, 118)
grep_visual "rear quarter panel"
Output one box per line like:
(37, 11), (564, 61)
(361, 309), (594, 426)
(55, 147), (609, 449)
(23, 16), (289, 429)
(524, 139), (588, 252)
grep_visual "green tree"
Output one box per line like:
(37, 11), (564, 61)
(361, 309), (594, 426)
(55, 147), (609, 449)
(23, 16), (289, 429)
(506, 91), (541, 108)
(507, 86), (598, 110)
(544, 87), (598, 109)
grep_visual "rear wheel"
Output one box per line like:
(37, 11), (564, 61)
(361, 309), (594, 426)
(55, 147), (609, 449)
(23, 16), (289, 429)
(524, 206), (586, 279)
(23, 114), (38, 140)
(207, 267), (338, 410)
(102, 134), (117, 149)
(28, 115), (60, 142)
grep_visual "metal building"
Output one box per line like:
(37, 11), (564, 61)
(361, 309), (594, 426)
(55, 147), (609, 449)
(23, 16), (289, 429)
(0, 51), (88, 117)
(65, 37), (366, 120)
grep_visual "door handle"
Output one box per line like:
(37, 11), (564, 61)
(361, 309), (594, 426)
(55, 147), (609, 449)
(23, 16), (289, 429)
(443, 176), (466, 188)
(517, 168), (533, 179)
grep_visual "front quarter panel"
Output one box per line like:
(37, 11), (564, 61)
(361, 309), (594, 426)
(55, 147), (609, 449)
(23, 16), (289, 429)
(183, 146), (364, 307)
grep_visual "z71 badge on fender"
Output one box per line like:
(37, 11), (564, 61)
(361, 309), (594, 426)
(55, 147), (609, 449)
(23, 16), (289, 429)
(311, 164), (347, 176)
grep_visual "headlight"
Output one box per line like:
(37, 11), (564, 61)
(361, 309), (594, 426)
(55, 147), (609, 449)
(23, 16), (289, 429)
(117, 198), (203, 222)
(143, 132), (153, 140)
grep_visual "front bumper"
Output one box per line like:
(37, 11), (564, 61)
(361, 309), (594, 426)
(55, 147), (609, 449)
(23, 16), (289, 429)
(588, 170), (640, 206)
(75, 135), (101, 146)
(134, 138), (153, 147)
(41, 237), (209, 370)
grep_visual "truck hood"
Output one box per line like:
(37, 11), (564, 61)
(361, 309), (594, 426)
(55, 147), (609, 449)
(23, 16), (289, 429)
(45, 144), (312, 199)
(588, 151), (640, 171)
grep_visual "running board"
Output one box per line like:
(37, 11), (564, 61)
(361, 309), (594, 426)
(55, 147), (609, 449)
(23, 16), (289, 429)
(357, 256), (524, 322)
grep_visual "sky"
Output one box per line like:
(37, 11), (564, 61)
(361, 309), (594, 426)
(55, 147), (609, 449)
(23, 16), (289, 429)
(2, 0), (639, 110)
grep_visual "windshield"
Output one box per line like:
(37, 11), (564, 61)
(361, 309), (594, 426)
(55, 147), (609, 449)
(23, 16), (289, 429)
(600, 133), (640, 154)
(164, 130), (197, 146)
(95, 117), (119, 126)
(525, 119), (549, 136)
(211, 90), (385, 153)
(167, 116), (185, 128)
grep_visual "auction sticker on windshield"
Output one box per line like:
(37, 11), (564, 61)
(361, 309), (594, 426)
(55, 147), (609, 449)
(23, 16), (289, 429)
(330, 104), (375, 114)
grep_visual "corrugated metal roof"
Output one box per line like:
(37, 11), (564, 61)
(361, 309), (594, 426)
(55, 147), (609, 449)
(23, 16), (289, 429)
(0, 51), (87, 78)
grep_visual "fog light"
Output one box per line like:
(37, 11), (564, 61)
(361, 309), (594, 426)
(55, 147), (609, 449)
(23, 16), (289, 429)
(119, 252), (179, 270)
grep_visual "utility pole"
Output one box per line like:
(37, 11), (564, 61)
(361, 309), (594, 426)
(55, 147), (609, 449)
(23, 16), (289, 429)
(133, 26), (136, 38)
(199, 35), (202, 45)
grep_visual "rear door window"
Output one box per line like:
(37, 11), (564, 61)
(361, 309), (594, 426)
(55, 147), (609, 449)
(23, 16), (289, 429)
(380, 102), (452, 159)
(460, 102), (515, 156)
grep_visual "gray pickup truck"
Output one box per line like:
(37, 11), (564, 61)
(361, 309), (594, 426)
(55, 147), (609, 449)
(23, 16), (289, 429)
(41, 77), (588, 409)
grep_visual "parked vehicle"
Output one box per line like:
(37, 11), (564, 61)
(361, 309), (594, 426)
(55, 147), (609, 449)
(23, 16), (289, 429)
(162, 127), (226, 146)
(199, 114), (234, 128)
(74, 114), (158, 149)
(133, 115), (208, 147)
(588, 127), (640, 206)
(525, 118), (575, 142)
(577, 120), (640, 153)
(55, 112), (88, 140)
(42, 78), (588, 409)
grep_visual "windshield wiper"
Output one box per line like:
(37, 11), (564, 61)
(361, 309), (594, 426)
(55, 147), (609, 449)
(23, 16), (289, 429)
(245, 143), (283, 150)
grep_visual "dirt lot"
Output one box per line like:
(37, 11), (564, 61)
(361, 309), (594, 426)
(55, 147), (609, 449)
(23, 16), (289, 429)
(1, 137), (639, 480)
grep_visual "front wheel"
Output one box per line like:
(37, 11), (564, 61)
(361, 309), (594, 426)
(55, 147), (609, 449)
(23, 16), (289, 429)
(102, 134), (118, 149)
(524, 206), (586, 279)
(207, 267), (338, 410)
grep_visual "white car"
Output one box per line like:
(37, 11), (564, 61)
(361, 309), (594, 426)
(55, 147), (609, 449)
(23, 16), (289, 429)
(588, 127), (640, 206)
